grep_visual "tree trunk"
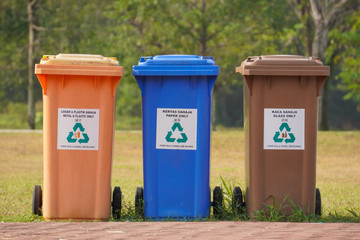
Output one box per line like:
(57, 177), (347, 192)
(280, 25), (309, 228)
(319, 80), (329, 130)
(310, 0), (329, 131)
(27, 0), (36, 129)
(312, 24), (329, 130)
(305, 16), (313, 57)
(200, 0), (207, 56)
(198, 0), (216, 129)
(309, 0), (355, 130)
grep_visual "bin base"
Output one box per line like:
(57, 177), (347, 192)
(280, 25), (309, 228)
(144, 216), (209, 221)
(44, 217), (109, 221)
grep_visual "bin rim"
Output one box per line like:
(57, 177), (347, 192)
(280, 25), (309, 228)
(133, 54), (219, 76)
(39, 53), (120, 66)
(236, 55), (330, 76)
(35, 53), (123, 77)
(137, 55), (215, 65)
(35, 64), (123, 77)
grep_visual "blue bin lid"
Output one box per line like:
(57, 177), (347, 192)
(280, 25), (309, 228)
(132, 55), (219, 76)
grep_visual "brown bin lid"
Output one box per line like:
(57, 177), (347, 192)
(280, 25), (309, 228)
(236, 55), (330, 76)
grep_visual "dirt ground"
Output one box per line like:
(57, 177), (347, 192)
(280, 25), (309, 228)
(1, 222), (360, 240)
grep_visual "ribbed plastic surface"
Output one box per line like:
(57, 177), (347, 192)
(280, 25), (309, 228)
(133, 55), (219, 220)
(133, 55), (219, 76)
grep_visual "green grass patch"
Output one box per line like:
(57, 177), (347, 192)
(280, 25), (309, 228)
(0, 130), (359, 222)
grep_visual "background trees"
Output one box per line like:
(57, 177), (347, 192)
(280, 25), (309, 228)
(0, 0), (359, 130)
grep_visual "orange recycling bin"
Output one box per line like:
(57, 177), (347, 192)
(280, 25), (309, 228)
(236, 55), (330, 217)
(34, 54), (123, 220)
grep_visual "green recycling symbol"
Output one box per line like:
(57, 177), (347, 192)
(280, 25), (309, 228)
(165, 122), (188, 143)
(273, 122), (296, 143)
(66, 122), (89, 144)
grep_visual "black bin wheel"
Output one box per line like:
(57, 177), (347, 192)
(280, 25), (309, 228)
(112, 186), (122, 220)
(232, 186), (244, 215)
(213, 186), (223, 218)
(32, 185), (42, 216)
(315, 188), (322, 216)
(135, 187), (144, 217)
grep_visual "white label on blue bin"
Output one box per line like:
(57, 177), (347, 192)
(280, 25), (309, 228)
(156, 108), (197, 150)
(57, 108), (99, 150)
(263, 108), (305, 150)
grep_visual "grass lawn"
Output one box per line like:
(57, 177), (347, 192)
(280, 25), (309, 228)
(0, 129), (359, 222)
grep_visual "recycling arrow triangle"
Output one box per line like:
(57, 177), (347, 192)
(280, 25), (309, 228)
(165, 122), (188, 143)
(66, 122), (90, 144)
(273, 122), (296, 144)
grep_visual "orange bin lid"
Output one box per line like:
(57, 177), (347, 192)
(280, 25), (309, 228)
(236, 55), (330, 76)
(35, 54), (123, 77)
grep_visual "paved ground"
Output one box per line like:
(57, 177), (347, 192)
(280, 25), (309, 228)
(1, 222), (360, 240)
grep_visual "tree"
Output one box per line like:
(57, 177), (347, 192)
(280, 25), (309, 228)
(27, 0), (36, 129)
(1, 0), (359, 129)
(287, 0), (359, 130)
(164, 0), (244, 126)
(286, 0), (313, 56)
(333, 12), (360, 111)
(310, 0), (360, 130)
(26, 0), (64, 129)
(109, 0), (171, 128)
(25, 0), (114, 129)
(0, 0), (28, 107)
(109, 0), (300, 127)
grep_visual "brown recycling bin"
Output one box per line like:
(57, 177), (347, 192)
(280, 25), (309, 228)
(236, 55), (330, 217)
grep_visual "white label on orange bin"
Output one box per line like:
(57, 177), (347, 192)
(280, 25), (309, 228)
(156, 108), (197, 150)
(264, 108), (305, 150)
(57, 108), (99, 150)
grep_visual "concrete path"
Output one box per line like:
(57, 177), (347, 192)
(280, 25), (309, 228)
(1, 222), (360, 240)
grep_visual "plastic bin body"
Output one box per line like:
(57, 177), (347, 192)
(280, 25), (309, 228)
(133, 55), (219, 219)
(35, 54), (122, 220)
(236, 55), (329, 217)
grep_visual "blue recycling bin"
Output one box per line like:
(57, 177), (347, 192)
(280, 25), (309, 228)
(133, 55), (219, 219)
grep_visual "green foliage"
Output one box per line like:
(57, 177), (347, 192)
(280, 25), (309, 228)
(253, 196), (320, 222)
(254, 196), (287, 222)
(109, 200), (146, 222)
(0, 0), (28, 105)
(346, 208), (359, 218)
(287, 197), (319, 222)
(0, 102), (28, 129)
(215, 85), (243, 127)
(321, 211), (360, 223)
(0, 101), (44, 129)
(326, 11), (360, 111)
(219, 176), (248, 220)
(0, 0), (359, 129)
(34, 101), (43, 129)
(337, 26), (360, 109)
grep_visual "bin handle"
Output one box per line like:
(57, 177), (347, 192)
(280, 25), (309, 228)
(200, 56), (213, 60)
(244, 76), (254, 96)
(316, 77), (327, 97)
(37, 74), (47, 94)
(139, 56), (153, 63)
(112, 77), (121, 97)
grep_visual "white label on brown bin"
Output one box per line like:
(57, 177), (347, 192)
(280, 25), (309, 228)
(264, 108), (305, 150)
(57, 108), (99, 150)
(156, 108), (197, 150)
